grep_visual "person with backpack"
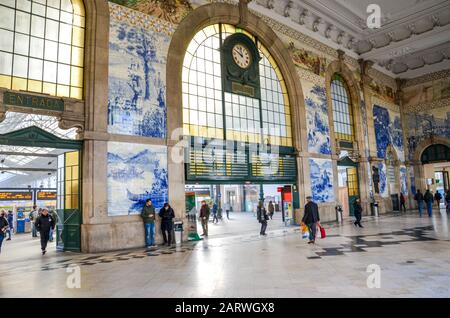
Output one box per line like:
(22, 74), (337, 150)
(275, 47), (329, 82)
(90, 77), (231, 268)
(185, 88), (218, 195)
(6, 210), (13, 240)
(35, 208), (55, 255)
(212, 202), (219, 224)
(257, 201), (268, 236)
(159, 203), (175, 246)
(302, 196), (320, 244)
(434, 191), (442, 208)
(424, 189), (434, 217)
(400, 193), (406, 213)
(141, 199), (156, 248)
(29, 206), (39, 238)
(414, 190), (424, 217)
(0, 210), (9, 254)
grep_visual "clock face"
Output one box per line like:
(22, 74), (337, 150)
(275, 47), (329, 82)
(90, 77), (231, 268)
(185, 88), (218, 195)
(232, 44), (251, 69)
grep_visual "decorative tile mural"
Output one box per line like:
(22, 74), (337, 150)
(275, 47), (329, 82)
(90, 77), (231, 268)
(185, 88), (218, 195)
(107, 142), (168, 216)
(405, 107), (450, 160)
(373, 105), (405, 161)
(109, 0), (192, 24)
(410, 167), (416, 195)
(309, 158), (335, 203)
(108, 2), (172, 138)
(302, 80), (332, 155)
(378, 162), (388, 198)
(400, 165), (408, 195)
(291, 47), (328, 77)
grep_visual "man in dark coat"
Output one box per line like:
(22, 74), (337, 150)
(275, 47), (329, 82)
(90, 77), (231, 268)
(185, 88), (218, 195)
(424, 189), (434, 217)
(0, 211), (9, 254)
(199, 201), (210, 237)
(159, 203), (175, 246)
(446, 190), (450, 213)
(414, 190), (424, 217)
(257, 201), (268, 236)
(141, 199), (156, 247)
(353, 198), (363, 228)
(35, 208), (55, 255)
(302, 196), (320, 244)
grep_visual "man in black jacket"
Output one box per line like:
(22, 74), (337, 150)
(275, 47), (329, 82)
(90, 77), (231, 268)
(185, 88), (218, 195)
(0, 210), (9, 254)
(35, 208), (55, 255)
(353, 198), (363, 228)
(302, 196), (320, 244)
(159, 203), (175, 246)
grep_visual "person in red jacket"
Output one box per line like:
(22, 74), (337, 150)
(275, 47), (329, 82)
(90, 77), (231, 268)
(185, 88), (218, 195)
(400, 193), (406, 212)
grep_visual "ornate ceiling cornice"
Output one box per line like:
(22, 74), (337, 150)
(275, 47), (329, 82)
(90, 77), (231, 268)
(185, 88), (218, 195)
(403, 97), (450, 113)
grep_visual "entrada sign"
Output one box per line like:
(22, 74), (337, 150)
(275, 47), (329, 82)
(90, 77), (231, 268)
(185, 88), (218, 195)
(3, 92), (64, 111)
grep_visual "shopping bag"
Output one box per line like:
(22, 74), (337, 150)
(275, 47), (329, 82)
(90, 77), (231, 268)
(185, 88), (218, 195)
(301, 223), (309, 239)
(318, 225), (326, 239)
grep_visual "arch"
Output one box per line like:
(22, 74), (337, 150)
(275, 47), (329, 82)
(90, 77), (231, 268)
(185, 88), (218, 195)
(325, 59), (363, 154)
(166, 3), (305, 151)
(413, 136), (450, 163)
(420, 144), (450, 164)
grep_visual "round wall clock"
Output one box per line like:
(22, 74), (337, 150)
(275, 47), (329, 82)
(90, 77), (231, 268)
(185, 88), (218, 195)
(232, 43), (252, 69)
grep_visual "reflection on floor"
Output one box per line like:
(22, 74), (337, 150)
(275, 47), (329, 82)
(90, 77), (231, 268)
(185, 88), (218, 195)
(0, 209), (449, 297)
(197, 211), (287, 238)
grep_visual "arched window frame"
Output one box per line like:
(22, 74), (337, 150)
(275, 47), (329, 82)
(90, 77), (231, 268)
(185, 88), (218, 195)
(0, 0), (86, 99)
(181, 23), (292, 147)
(330, 73), (355, 147)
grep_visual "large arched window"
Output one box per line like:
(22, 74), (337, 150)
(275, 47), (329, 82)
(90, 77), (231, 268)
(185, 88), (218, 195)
(0, 0), (85, 99)
(182, 24), (292, 147)
(331, 74), (355, 145)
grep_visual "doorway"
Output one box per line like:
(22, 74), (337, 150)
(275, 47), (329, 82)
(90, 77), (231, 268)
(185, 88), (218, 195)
(338, 157), (360, 217)
(0, 123), (82, 253)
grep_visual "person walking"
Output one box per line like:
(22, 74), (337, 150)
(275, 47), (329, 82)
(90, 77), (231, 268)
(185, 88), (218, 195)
(302, 196), (320, 244)
(0, 211), (9, 254)
(424, 189), (434, 217)
(159, 203), (175, 246)
(446, 190), (450, 213)
(414, 190), (424, 217)
(353, 198), (364, 228)
(35, 208), (55, 255)
(434, 191), (442, 209)
(29, 206), (39, 238)
(400, 193), (407, 213)
(212, 202), (219, 224)
(6, 210), (13, 241)
(268, 201), (275, 220)
(224, 202), (230, 220)
(257, 201), (268, 236)
(48, 210), (58, 242)
(199, 201), (210, 237)
(141, 199), (156, 247)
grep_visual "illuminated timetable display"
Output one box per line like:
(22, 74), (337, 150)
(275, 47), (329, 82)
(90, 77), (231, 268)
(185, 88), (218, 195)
(0, 192), (33, 201)
(37, 192), (57, 200)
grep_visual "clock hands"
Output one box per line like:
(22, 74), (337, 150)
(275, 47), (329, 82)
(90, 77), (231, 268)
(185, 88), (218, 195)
(233, 47), (244, 58)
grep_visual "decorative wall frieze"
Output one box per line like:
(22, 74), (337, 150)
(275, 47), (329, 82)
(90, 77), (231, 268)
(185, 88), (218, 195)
(403, 97), (450, 113)
(296, 67), (325, 86)
(403, 69), (450, 88)
(109, 1), (176, 36)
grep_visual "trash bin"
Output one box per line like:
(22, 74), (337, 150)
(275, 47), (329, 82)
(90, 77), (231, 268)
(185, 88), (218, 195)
(174, 221), (183, 245)
(373, 202), (379, 217)
(335, 205), (343, 223)
(16, 219), (25, 233)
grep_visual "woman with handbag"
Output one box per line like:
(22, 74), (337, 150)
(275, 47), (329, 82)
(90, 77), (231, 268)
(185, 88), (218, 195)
(257, 201), (269, 236)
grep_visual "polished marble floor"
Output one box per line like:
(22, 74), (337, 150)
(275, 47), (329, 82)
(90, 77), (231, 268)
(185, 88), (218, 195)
(0, 209), (449, 298)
